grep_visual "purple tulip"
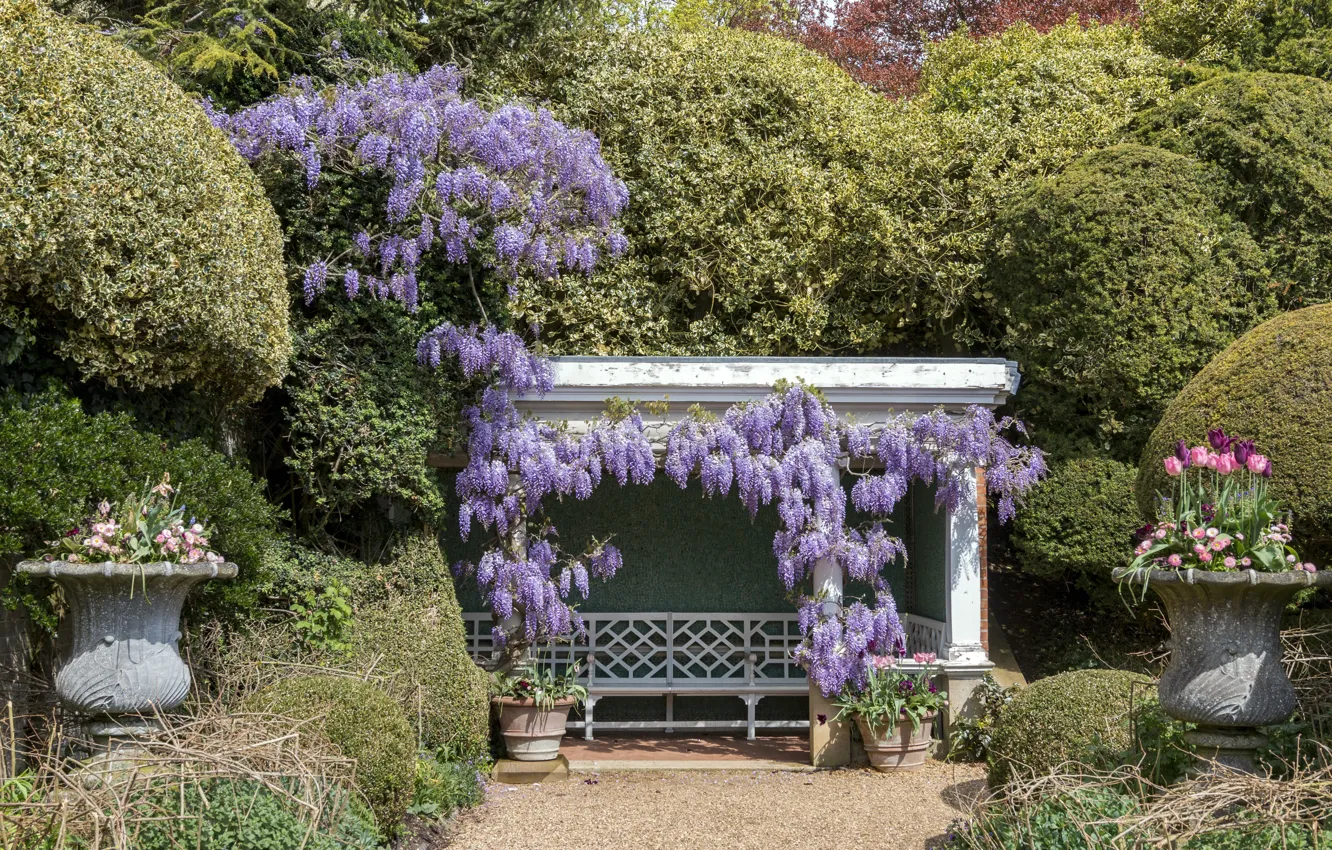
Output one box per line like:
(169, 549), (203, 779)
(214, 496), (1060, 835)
(1232, 440), (1253, 465)
(1207, 428), (1231, 451)
(1175, 439), (1190, 466)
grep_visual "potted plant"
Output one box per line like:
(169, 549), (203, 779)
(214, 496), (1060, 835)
(491, 661), (588, 762)
(17, 475), (235, 748)
(833, 652), (947, 771)
(1115, 431), (1331, 773)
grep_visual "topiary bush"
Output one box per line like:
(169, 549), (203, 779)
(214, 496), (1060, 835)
(127, 778), (381, 850)
(242, 675), (415, 834)
(988, 144), (1276, 460)
(497, 25), (907, 356)
(987, 669), (1155, 786)
(1137, 304), (1332, 559)
(0, 1), (290, 402)
(1010, 458), (1142, 602)
(0, 392), (279, 581)
(348, 537), (490, 759)
(1132, 72), (1332, 309)
(905, 23), (1177, 350)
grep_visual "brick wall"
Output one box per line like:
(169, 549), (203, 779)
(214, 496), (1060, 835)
(977, 466), (989, 654)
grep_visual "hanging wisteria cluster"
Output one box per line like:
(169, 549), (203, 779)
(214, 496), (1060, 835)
(208, 65), (629, 310)
(419, 323), (655, 646)
(423, 324), (1047, 693)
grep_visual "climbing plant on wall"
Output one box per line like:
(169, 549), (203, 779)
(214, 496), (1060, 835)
(420, 323), (1047, 695)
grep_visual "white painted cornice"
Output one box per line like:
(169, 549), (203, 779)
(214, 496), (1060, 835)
(515, 356), (1021, 424)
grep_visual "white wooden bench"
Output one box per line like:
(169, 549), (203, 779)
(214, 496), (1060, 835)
(462, 611), (948, 741)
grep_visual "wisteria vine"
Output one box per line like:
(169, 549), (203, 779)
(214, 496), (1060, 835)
(208, 65), (629, 311)
(421, 324), (1047, 694)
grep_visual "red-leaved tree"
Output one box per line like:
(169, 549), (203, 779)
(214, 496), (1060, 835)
(745, 0), (1140, 98)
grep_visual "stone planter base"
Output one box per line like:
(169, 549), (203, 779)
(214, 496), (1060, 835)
(1114, 567), (1332, 775)
(495, 697), (576, 761)
(854, 711), (936, 772)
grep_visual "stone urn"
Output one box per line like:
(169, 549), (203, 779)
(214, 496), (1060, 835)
(1114, 567), (1332, 773)
(494, 696), (577, 761)
(17, 560), (236, 746)
(854, 710), (936, 771)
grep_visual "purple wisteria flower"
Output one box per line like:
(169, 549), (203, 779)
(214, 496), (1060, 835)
(208, 66), (630, 309)
(425, 328), (1047, 693)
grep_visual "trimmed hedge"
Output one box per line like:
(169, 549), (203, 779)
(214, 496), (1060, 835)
(1011, 458), (1141, 599)
(1137, 304), (1332, 558)
(1132, 72), (1332, 309)
(987, 669), (1154, 786)
(0, 1), (290, 402)
(348, 536), (490, 758)
(989, 144), (1275, 459)
(499, 25), (905, 355)
(242, 675), (415, 834)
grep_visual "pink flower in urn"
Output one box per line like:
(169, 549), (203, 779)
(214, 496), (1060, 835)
(1211, 537), (1229, 551)
(1199, 552), (1214, 563)
(1167, 554), (1183, 567)
(1164, 456), (1184, 477)
(1224, 556), (1237, 568)
(913, 652), (937, 664)
(1194, 543), (1207, 555)
(1191, 527), (1207, 540)
(1153, 528), (1167, 540)
(1189, 446), (1210, 467)
(1304, 563), (1318, 573)
(1241, 557), (1252, 567)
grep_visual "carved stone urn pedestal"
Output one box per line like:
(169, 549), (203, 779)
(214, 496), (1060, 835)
(1114, 567), (1331, 774)
(17, 560), (236, 757)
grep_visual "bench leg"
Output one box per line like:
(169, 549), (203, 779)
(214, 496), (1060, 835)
(665, 693), (674, 734)
(744, 696), (761, 742)
(585, 696), (599, 741)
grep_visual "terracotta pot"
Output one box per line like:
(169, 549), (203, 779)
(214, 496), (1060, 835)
(1114, 567), (1332, 773)
(494, 696), (577, 761)
(854, 710), (936, 771)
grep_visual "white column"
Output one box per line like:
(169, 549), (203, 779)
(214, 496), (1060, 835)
(943, 466), (986, 663)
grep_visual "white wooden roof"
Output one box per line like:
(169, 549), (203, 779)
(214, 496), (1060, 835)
(515, 356), (1021, 424)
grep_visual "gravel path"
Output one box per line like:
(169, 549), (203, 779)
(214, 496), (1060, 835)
(439, 762), (987, 850)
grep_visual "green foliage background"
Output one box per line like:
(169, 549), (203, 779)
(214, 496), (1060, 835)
(0, 0), (290, 403)
(988, 144), (1275, 459)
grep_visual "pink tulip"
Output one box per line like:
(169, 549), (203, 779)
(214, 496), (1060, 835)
(1189, 446), (1210, 467)
(1247, 454), (1269, 475)
(1215, 453), (1236, 475)
(1205, 452), (1219, 470)
(913, 652), (937, 665)
(1164, 457), (1183, 476)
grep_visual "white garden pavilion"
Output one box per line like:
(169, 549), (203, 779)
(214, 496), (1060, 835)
(435, 356), (1018, 767)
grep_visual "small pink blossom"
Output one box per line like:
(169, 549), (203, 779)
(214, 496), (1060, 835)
(1194, 543), (1207, 555)
(1191, 527), (1206, 540)
(1224, 556), (1237, 568)
(1206, 528), (1219, 539)
(1241, 557), (1252, 566)
(912, 652), (937, 665)
(1211, 537), (1229, 551)
(1166, 554), (1182, 567)
(1153, 528), (1167, 540)
(1199, 552), (1214, 563)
